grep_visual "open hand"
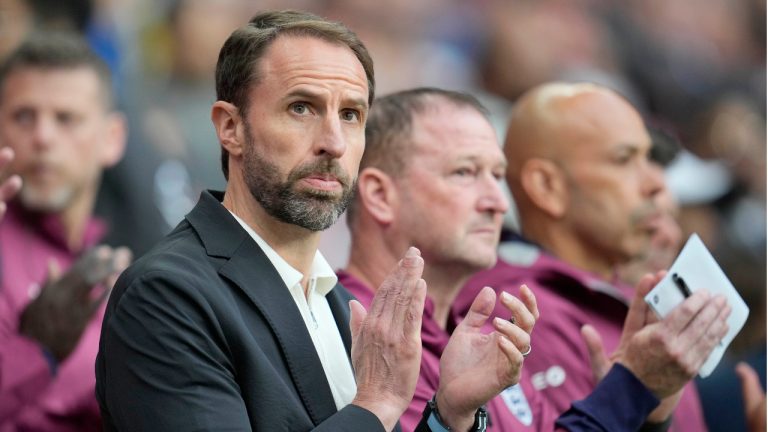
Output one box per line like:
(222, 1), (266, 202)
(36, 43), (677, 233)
(20, 245), (132, 361)
(349, 246), (427, 431)
(581, 271), (730, 422)
(436, 285), (538, 430)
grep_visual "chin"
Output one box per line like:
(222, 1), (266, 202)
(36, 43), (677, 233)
(19, 187), (72, 213)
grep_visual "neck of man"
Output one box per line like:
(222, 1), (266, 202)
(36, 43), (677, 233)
(523, 222), (615, 280)
(61, 187), (96, 252)
(421, 264), (472, 330)
(223, 178), (321, 294)
(346, 235), (471, 330)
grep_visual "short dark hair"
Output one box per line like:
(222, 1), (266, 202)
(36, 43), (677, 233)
(0, 32), (113, 108)
(347, 87), (490, 221)
(215, 10), (375, 180)
(362, 87), (489, 176)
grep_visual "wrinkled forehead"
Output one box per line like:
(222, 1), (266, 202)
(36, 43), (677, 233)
(256, 35), (369, 101)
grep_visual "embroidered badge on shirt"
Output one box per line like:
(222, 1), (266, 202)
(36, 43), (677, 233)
(500, 384), (533, 426)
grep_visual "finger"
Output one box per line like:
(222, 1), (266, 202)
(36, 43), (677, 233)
(402, 278), (427, 338)
(625, 273), (657, 331)
(581, 324), (610, 382)
(387, 253), (425, 330)
(369, 247), (421, 319)
(496, 335), (524, 384)
(499, 291), (536, 334)
(456, 286), (495, 331)
(679, 298), (730, 370)
(736, 362), (765, 419)
(0, 146), (14, 169)
(519, 284), (539, 321)
(0, 175), (22, 201)
(492, 317), (530, 352)
(349, 299), (367, 342)
(662, 289), (711, 333)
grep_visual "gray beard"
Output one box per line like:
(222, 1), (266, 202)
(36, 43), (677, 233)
(241, 130), (355, 232)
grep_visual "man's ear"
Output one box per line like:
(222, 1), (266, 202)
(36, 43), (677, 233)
(357, 167), (396, 225)
(519, 158), (568, 218)
(100, 112), (127, 168)
(211, 101), (244, 159)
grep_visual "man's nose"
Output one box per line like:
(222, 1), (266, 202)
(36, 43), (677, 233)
(314, 115), (347, 158)
(31, 116), (57, 151)
(478, 174), (510, 215)
(642, 161), (665, 198)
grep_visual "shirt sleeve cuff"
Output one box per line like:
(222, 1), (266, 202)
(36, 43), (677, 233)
(556, 363), (660, 431)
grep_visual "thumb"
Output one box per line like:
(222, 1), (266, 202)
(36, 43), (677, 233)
(348, 299), (367, 341)
(581, 324), (610, 383)
(621, 273), (656, 343)
(457, 286), (495, 331)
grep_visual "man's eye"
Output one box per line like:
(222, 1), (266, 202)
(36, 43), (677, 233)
(57, 112), (75, 125)
(12, 109), (34, 126)
(341, 109), (360, 122)
(454, 167), (474, 177)
(290, 103), (309, 115)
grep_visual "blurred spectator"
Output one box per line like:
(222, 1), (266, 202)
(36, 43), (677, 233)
(617, 126), (684, 287)
(0, 33), (130, 431)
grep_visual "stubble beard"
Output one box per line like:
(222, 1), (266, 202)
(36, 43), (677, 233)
(241, 126), (356, 232)
(19, 183), (74, 214)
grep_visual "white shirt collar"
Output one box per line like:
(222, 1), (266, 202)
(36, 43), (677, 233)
(228, 209), (338, 296)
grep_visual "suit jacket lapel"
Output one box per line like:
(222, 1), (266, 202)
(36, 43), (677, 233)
(326, 286), (353, 359)
(187, 191), (339, 425)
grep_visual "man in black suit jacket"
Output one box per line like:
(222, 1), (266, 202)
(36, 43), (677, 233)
(97, 10), (531, 431)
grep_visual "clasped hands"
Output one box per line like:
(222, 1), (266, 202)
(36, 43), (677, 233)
(349, 247), (538, 431)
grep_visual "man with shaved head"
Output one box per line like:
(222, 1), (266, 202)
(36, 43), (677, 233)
(456, 82), (730, 431)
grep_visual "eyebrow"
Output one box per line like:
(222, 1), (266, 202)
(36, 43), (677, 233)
(284, 89), (368, 110)
(455, 154), (508, 169)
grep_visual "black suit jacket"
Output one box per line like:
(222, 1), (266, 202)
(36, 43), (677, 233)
(96, 191), (400, 431)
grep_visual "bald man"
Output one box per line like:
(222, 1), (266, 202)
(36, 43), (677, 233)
(455, 82), (731, 431)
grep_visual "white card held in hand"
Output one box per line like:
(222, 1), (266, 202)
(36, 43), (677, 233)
(644, 234), (749, 378)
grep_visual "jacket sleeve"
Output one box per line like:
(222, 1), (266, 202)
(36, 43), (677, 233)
(555, 364), (660, 431)
(98, 271), (388, 432)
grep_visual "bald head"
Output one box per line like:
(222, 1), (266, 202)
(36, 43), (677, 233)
(504, 82), (663, 275)
(505, 82), (648, 182)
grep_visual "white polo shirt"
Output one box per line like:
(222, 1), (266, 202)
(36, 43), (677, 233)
(229, 211), (357, 410)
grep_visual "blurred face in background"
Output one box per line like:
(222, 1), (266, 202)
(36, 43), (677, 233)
(557, 91), (665, 266)
(0, 67), (123, 213)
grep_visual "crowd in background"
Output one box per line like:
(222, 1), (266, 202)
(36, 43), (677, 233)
(0, 0), (764, 430)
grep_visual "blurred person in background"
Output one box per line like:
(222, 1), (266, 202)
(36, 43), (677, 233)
(617, 126), (684, 288)
(0, 33), (131, 431)
(344, 86), (732, 431)
(457, 82), (731, 431)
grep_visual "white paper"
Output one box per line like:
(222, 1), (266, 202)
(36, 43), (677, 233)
(644, 234), (750, 378)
